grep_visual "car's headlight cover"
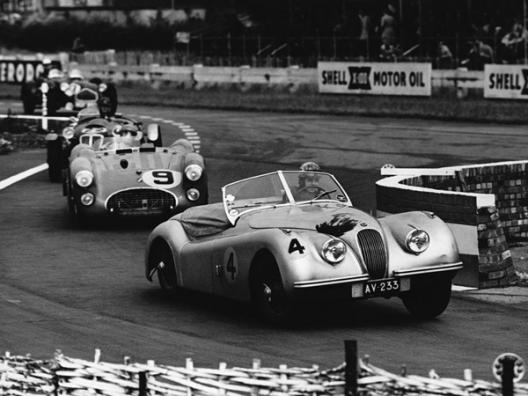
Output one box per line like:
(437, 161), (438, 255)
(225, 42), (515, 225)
(406, 229), (430, 254)
(186, 188), (200, 201)
(62, 127), (74, 139)
(80, 192), (94, 206)
(75, 170), (94, 187)
(321, 238), (347, 264)
(185, 164), (203, 181)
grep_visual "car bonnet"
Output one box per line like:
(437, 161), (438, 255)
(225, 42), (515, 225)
(247, 204), (377, 233)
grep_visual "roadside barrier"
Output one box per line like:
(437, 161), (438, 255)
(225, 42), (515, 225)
(376, 162), (528, 288)
(1, 343), (526, 396)
(73, 63), (479, 93)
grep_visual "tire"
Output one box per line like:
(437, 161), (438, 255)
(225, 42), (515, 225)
(250, 259), (294, 324)
(153, 242), (178, 292)
(46, 140), (63, 182)
(401, 276), (452, 319)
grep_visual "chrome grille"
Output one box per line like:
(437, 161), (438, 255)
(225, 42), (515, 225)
(107, 188), (176, 214)
(357, 229), (387, 279)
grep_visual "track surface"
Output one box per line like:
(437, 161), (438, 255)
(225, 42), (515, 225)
(1, 104), (527, 380)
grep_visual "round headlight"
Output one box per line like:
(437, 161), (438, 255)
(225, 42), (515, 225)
(185, 164), (203, 181)
(321, 238), (346, 264)
(186, 188), (200, 202)
(75, 170), (93, 187)
(40, 82), (49, 94)
(80, 192), (94, 206)
(98, 83), (108, 92)
(406, 229), (430, 254)
(62, 127), (74, 139)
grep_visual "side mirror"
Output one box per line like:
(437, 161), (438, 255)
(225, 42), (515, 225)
(147, 123), (160, 142)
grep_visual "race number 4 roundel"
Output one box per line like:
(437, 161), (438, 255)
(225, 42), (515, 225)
(223, 247), (238, 283)
(142, 170), (182, 189)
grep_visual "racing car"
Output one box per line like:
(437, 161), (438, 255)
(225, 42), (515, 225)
(64, 120), (207, 220)
(45, 99), (141, 182)
(21, 68), (117, 116)
(145, 169), (462, 323)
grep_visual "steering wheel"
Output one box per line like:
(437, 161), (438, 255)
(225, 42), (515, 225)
(297, 185), (326, 195)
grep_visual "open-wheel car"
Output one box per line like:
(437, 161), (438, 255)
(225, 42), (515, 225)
(64, 119), (207, 220)
(145, 169), (462, 323)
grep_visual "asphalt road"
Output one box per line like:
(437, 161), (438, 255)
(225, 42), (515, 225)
(1, 104), (527, 381)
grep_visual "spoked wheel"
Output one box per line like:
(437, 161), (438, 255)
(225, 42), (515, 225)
(155, 243), (178, 292)
(250, 261), (294, 324)
(401, 276), (453, 319)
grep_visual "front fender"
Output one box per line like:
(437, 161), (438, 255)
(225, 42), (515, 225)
(379, 211), (460, 274)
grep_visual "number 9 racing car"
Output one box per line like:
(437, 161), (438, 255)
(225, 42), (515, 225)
(64, 123), (207, 220)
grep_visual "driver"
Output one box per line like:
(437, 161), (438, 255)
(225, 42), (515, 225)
(294, 161), (323, 201)
(110, 124), (142, 149)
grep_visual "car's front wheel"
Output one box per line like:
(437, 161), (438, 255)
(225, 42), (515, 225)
(401, 276), (452, 319)
(250, 259), (294, 324)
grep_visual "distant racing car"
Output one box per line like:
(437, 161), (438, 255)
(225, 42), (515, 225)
(45, 105), (146, 182)
(64, 118), (207, 219)
(21, 68), (117, 116)
(145, 170), (462, 323)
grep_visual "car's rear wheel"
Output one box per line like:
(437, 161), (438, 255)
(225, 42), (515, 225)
(401, 276), (452, 319)
(250, 259), (294, 324)
(153, 242), (178, 292)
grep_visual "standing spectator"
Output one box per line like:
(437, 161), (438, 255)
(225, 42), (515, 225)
(501, 20), (528, 63)
(437, 41), (453, 69)
(379, 4), (397, 48)
(357, 8), (372, 59)
(461, 40), (494, 70)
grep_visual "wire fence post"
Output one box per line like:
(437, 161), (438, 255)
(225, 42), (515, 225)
(501, 357), (514, 396)
(345, 340), (358, 396)
(138, 371), (147, 396)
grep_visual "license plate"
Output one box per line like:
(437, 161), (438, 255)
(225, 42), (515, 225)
(351, 278), (410, 298)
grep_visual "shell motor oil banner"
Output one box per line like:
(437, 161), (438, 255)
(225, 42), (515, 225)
(484, 64), (528, 100)
(317, 61), (432, 96)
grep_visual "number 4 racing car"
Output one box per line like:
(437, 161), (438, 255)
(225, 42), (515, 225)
(145, 170), (462, 323)
(64, 123), (207, 220)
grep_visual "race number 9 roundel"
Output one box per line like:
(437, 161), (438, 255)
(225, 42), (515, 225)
(142, 170), (182, 189)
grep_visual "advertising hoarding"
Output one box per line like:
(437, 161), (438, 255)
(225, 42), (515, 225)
(318, 61), (431, 96)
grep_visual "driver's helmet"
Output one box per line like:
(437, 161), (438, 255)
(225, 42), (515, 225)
(298, 161), (320, 187)
(97, 96), (113, 117)
(112, 124), (142, 148)
(68, 68), (83, 81)
(47, 68), (63, 80)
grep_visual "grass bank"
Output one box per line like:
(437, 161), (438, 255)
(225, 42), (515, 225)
(2, 82), (528, 123)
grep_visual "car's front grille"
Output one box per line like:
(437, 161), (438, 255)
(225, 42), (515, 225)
(357, 229), (387, 279)
(76, 88), (98, 101)
(107, 188), (176, 215)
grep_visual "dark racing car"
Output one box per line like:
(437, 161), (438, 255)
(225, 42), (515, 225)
(21, 68), (117, 116)
(45, 99), (140, 182)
